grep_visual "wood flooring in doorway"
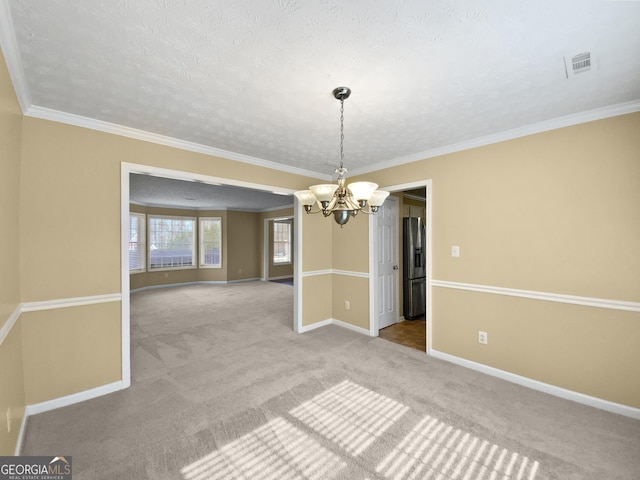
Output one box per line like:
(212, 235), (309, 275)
(379, 317), (426, 352)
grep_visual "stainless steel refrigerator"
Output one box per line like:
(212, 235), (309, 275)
(403, 217), (426, 319)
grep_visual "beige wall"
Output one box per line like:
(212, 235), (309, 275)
(364, 115), (640, 299)
(360, 113), (640, 407)
(300, 207), (372, 331)
(301, 208), (332, 272)
(300, 208), (333, 328)
(434, 288), (640, 404)
(0, 50), (21, 323)
(0, 49), (26, 455)
(0, 324), (25, 456)
(21, 302), (122, 405)
(227, 210), (261, 281)
(331, 213), (370, 330)
(332, 275), (369, 330)
(302, 275), (332, 326)
(332, 212), (369, 273)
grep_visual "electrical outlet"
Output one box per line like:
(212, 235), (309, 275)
(345, 300), (350, 310)
(478, 331), (488, 345)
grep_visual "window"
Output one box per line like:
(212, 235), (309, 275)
(148, 215), (196, 269)
(273, 219), (292, 264)
(129, 213), (146, 272)
(200, 217), (222, 268)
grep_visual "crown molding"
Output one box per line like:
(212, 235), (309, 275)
(25, 105), (332, 181)
(349, 99), (640, 176)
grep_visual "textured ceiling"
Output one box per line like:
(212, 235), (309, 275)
(130, 174), (293, 211)
(2, 0), (640, 184)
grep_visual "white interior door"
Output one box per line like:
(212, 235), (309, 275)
(376, 196), (399, 331)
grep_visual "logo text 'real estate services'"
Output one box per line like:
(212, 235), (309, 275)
(0, 456), (72, 480)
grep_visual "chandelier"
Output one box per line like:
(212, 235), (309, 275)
(294, 87), (389, 226)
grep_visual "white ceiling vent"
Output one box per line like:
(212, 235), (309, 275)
(564, 52), (594, 78)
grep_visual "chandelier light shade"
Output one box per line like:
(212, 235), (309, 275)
(294, 87), (390, 226)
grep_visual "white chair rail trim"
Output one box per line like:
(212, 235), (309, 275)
(432, 280), (640, 313)
(301, 269), (369, 278)
(1, 293), (122, 345)
(21, 293), (123, 312)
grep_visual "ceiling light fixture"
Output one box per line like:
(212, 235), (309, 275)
(294, 87), (389, 226)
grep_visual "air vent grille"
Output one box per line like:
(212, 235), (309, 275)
(564, 51), (594, 79)
(571, 52), (591, 74)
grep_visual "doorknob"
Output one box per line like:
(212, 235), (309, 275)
(393, 265), (399, 270)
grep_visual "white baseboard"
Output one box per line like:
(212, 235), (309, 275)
(130, 279), (264, 293)
(130, 281), (208, 293)
(332, 318), (373, 337)
(298, 319), (333, 333)
(14, 408), (28, 456)
(430, 349), (640, 420)
(267, 275), (293, 281)
(14, 380), (127, 455)
(298, 318), (374, 337)
(227, 277), (261, 284)
(25, 380), (127, 417)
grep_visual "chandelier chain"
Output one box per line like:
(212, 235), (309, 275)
(339, 98), (345, 169)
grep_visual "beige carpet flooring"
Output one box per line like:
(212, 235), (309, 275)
(22, 282), (640, 479)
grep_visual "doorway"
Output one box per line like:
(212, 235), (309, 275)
(121, 162), (297, 387)
(374, 181), (431, 354)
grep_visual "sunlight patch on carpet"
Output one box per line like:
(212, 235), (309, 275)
(180, 417), (346, 480)
(290, 380), (409, 456)
(376, 415), (540, 480)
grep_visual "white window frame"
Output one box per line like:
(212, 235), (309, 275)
(199, 217), (222, 269)
(129, 212), (146, 273)
(273, 219), (292, 265)
(148, 215), (197, 271)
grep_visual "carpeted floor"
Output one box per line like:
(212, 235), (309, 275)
(22, 282), (640, 479)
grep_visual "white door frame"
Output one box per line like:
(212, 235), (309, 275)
(369, 179), (432, 354)
(121, 162), (297, 386)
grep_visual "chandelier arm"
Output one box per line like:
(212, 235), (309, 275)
(302, 207), (325, 215)
(357, 206), (377, 215)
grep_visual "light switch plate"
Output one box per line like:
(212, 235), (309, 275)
(451, 245), (460, 257)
